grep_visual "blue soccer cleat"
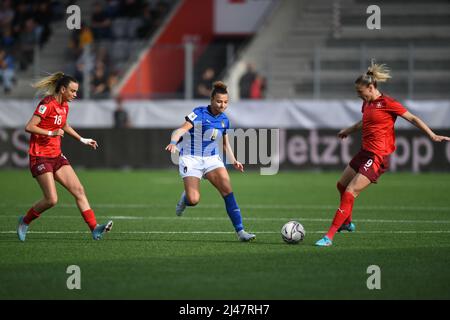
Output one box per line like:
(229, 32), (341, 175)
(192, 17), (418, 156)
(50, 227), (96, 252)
(17, 215), (29, 242)
(237, 230), (256, 242)
(315, 236), (332, 247)
(92, 220), (113, 240)
(176, 191), (187, 216)
(338, 222), (356, 233)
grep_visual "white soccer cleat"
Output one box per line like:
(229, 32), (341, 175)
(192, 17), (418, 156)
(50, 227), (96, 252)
(176, 191), (187, 216)
(237, 230), (256, 242)
(17, 216), (29, 242)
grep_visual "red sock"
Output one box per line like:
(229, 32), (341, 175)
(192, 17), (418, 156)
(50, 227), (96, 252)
(337, 182), (352, 225)
(23, 207), (41, 225)
(326, 191), (355, 240)
(81, 209), (97, 231)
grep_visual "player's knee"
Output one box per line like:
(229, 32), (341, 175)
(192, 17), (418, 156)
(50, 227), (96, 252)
(186, 193), (200, 206)
(45, 195), (58, 207)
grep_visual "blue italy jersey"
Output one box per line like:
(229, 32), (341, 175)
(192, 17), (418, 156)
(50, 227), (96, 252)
(179, 106), (230, 157)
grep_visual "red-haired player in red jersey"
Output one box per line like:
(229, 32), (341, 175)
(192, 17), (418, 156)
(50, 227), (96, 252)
(316, 62), (450, 247)
(17, 72), (113, 241)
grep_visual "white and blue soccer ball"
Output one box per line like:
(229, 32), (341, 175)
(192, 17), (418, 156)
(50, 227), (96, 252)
(281, 221), (305, 244)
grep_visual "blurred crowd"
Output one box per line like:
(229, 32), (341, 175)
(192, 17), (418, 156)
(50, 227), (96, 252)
(65, 0), (174, 99)
(0, 0), (65, 94)
(0, 0), (174, 97)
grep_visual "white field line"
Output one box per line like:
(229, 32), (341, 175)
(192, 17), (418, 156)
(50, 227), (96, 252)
(1, 215), (450, 224)
(2, 230), (450, 235)
(1, 203), (450, 212)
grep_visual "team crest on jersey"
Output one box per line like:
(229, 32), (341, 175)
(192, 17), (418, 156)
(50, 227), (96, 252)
(375, 102), (385, 108)
(221, 121), (225, 128)
(38, 105), (47, 114)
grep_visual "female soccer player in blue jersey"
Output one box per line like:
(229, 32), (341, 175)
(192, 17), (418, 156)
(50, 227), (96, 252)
(165, 81), (255, 242)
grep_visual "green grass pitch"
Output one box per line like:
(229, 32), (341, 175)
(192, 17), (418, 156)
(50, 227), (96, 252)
(1, 169), (449, 299)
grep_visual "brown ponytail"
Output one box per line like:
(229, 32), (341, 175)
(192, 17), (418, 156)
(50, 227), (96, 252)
(211, 81), (228, 98)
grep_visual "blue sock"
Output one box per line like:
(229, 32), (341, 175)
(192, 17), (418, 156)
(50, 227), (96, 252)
(223, 192), (244, 232)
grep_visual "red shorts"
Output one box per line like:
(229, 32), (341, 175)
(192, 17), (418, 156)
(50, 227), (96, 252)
(349, 149), (390, 183)
(29, 154), (70, 178)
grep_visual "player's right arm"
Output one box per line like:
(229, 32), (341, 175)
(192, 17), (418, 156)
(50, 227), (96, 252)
(25, 115), (64, 137)
(338, 120), (363, 139)
(165, 121), (193, 153)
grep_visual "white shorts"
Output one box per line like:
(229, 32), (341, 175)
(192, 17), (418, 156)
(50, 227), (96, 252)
(179, 155), (225, 179)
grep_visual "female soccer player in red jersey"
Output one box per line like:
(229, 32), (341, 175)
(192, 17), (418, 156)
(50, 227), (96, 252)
(316, 62), (450, 246)
(17, 72), (113, 241)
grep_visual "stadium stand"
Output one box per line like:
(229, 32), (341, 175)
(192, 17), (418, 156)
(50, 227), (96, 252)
(0, 0), (177, 99)
(226, 0), (450, 100)
(0, 0), (66, 98)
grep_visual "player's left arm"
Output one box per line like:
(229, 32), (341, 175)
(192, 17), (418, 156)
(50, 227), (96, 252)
(62, 122), (99, 149)
(223, 134), (244, 172)
(400, 111), (450, 142)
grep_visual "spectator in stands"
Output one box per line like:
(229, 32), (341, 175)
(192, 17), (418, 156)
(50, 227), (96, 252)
(105, 0), (121, 19)
(249, 74), (266, 99)
(107, 69), (120, 93)
(137, 3), (156, 39)
(79, 24), (94, 50)
(0, 49), (15, 94)
(18, 18), (40, 71)
(196, 67), (215, 99)
(120, 0), (144, 18)
(113, 96), (131, 128)
(91, 62), (109, 98)
(238, 63), (256, 99)
(153, 0), (170, 24)
(12, 2), (32, 38)
(91, 2), (112, 40)
(1, 26), (15, 50)
(34, 2), (53, 47)
(0, 0), (14, 28)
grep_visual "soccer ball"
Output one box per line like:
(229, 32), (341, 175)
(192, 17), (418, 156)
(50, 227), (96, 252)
(281, 221), (305, 244)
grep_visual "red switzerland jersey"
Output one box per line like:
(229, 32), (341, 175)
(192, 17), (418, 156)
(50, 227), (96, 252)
(29, 96), (69, 157)
(361, 94), (408, 156)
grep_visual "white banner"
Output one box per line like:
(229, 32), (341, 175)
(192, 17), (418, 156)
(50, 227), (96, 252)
(1, 99), (450, 129)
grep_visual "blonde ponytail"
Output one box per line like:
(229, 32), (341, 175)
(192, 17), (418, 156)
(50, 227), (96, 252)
(367, 61), (391, 83)
(355, 60), (391, 87)
(32, 72), (78, 96)
(32, 72), (65, 96)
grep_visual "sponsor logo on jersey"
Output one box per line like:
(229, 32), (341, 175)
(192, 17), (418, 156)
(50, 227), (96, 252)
(38, 105), (47, 114)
